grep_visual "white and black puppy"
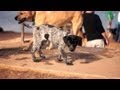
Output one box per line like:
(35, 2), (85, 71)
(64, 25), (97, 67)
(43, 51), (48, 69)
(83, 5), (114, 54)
(31, 24), (82, 65)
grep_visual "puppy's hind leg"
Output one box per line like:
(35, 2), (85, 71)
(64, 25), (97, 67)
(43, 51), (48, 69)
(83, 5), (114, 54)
(31, 46), (38, 62)
(31, 42), (44, 62)
(38, 49), (46, 60)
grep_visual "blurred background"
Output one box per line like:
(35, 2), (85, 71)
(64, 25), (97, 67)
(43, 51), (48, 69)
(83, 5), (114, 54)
(0, 11), (119, 33)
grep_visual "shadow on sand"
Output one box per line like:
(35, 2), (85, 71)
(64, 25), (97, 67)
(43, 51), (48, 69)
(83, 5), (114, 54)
(42, 47), (117, 65)
(0, 46), (118, 65)
(0, 47), (30, 59)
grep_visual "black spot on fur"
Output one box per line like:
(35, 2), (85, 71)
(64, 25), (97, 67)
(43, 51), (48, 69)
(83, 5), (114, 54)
(63, 35), (82, 52)
(44, 34), (49, 40)
(36, 27), (39, 30)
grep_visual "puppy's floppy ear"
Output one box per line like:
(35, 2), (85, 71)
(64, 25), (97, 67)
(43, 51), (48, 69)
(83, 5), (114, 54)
(76, 36), (82, 46)
(63, 36), (69, 44)
(44, 34), (49, 40)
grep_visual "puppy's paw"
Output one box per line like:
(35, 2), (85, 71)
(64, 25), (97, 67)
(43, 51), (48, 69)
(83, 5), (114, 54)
(56, 55), (63, 62)
(40, 54), (46, 59)
(32, 58), (41, 62)
(66, 61), (73, 65)
(66, 57), (73, 65)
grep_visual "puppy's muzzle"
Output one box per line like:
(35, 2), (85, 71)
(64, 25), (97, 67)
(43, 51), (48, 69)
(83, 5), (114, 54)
(69, 46), (75, 52)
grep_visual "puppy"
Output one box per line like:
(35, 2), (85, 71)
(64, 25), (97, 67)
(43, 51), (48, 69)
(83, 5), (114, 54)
(31, 24), (82, 65)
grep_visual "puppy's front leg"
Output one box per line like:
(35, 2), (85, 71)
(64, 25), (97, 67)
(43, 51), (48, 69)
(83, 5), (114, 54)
(57, 47), (67, 62)
(58, 46), (72, 65)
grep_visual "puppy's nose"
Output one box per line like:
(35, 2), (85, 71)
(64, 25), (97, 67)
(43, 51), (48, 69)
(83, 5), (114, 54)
(14, 16), (18, 20)
(69, 48), (75, 52)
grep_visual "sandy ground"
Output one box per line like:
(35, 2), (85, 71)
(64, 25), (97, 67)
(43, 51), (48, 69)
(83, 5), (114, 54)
(0, 31), (120, 79)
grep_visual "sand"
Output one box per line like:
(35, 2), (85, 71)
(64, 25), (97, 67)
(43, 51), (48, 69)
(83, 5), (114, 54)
(0, 31), (120, 79)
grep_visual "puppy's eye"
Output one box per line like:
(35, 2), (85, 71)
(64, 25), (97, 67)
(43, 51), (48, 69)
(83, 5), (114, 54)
(67, 42), (71, 46)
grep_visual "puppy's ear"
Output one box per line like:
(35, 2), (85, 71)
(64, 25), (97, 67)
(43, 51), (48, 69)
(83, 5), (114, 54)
(76, 36), (82, 46)
(44, 34), (49, 40)
(63, 36), (69, 44)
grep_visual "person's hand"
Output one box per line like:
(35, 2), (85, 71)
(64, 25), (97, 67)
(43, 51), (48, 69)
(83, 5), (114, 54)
(102, 32), (109, 46)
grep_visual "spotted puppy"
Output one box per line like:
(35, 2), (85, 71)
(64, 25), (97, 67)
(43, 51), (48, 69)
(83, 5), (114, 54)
(31, 24), (82, 65)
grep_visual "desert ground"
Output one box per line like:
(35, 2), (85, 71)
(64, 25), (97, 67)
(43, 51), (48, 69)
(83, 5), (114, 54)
(0, 31), (120, 79)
